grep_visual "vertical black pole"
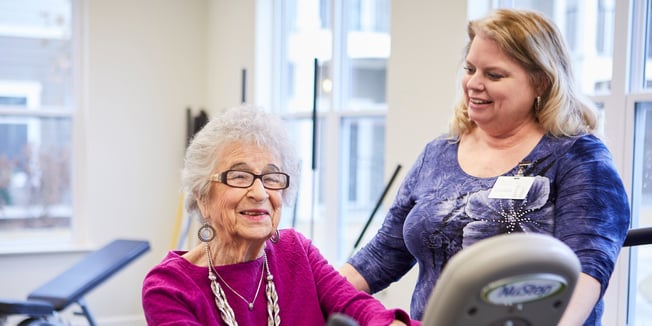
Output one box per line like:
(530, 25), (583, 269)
(310, 58), (319, 239)
(312, 59), (318, 171)
(185, 107), (193, 147)
(349, 164), (403, 258)
(241, 68), (247, 104)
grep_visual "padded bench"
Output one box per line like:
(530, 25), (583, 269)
(0, 239), (150, 326)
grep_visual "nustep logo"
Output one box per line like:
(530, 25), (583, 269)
(482, 274), (567, 305)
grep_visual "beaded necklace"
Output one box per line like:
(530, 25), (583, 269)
(206, 244), (281, 326)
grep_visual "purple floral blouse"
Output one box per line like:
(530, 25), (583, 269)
(348, 134), (630, 325)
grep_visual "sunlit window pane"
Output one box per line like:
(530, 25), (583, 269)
(341, 0), (390, 111)
(283, 116), (387, 260)
(339, 116), (386, 259)
(280, 118), (324, 230)
(645, 1), (652, 89)
(631, 102), (652, 324)
(0, 0), (74, 236)
(485, 0), (615, 95)
(596, 0), (614, 56)
(282, 0), (332, 114)
(277, 0), (390, 263)
(0, 116), (72, 228)
(0, 0), (74, 108)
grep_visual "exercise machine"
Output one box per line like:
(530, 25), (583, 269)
(421, 227), (652, 326)
(421, 232), (579, 326)
(0, 239), (150, 326)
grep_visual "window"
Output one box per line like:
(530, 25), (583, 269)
(275, 0), (390, 263)
(0, 0), (76, 247)
(596, 0), (615, 56)
(629, 1), (652, 324)
(632, 101), (652, 325)
(645, 1), (652, 89)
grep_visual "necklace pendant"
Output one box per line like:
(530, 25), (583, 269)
(248, 302), (254, 310)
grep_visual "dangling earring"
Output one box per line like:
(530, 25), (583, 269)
(270, 229), (280, 244)
(198, 221), (215, 242)
(535, 96), (542, 113)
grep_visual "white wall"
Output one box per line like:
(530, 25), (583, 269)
(206, 0), (257, 112)
(81, 0), (209, 323)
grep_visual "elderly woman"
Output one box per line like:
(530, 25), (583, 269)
(142, 105), (415, 326)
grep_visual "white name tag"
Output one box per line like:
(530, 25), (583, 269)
(488, 176), (535, 200)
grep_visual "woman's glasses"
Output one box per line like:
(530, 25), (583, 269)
(211, 170), (290, 190)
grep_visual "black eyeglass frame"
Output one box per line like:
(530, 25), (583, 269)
(210, 170), (290, 190)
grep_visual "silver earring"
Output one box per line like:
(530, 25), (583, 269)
(198, 222), (215, 242)
(270, 229), (280, 244)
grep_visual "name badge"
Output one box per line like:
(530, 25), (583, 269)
(488, 176), (534, 200)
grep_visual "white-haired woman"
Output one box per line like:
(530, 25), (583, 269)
(142, 105), (415, 326)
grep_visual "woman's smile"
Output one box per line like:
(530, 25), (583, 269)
(238, 208), (271, 221)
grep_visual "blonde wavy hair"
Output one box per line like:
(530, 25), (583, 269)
(449, 9), (599, 139)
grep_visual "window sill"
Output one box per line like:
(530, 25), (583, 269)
(0, 230), (92, 256)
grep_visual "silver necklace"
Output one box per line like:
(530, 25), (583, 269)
(206, 244), (281, 326)
(212, 253), (264, 310)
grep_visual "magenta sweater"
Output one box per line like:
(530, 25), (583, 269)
(142, 228), (418, 326)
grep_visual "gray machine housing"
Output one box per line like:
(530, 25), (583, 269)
(421, 232), (580, 326)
